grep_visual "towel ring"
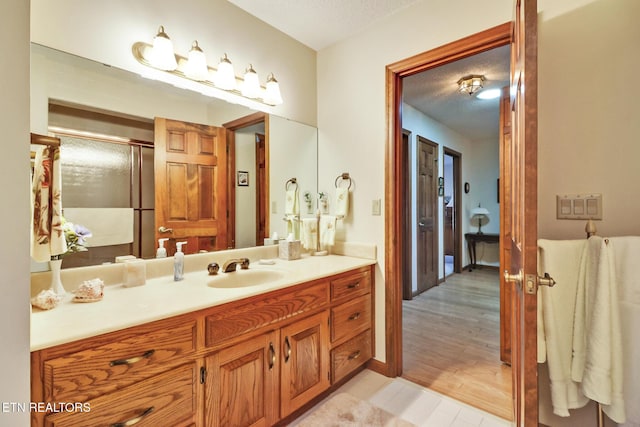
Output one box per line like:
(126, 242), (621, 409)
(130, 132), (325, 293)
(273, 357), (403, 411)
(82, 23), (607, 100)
(335, 173), (352, 190)
(285, 177), (298, 191)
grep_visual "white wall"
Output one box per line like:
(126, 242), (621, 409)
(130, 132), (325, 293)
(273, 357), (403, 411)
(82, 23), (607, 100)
(0, 1), (31, 425)
(30, 0), (317, 127)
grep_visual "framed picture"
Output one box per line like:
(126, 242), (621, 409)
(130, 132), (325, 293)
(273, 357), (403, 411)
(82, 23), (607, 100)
(237, 171), (249, 187)
(438, 186), (444, 196)
(438, 177), (444, 186)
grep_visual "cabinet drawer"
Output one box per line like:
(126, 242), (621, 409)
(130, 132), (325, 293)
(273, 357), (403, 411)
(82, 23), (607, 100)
(43, 319), (197, 402)
(331, 295), (371, 343)
(45, 363), (197, 427)
(331, 330), (372, 384)
(330, 268), (371, 302)
(205, 281), (328, 347)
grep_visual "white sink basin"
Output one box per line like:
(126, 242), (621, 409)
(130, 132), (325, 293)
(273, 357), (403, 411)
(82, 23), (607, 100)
(207, 269), (285, 288)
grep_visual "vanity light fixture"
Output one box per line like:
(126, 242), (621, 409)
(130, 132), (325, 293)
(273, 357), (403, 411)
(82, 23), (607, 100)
(457, 74), (485, 96)
(150, 26), (178, 71)
(132, 26), (284, 106)
(184, 41), (209, 81)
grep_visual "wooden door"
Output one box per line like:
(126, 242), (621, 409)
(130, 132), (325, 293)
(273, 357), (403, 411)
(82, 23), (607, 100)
(255, 133), (267, 245)
(402, 131), (413, 300)
(154, 118), (227, 254)
(280, 311), (330, 418)
(503, 0), (538, 425)
(417, 136), (438, 294)
(205, 331), (279, 427)
(499, 86), (512, 365)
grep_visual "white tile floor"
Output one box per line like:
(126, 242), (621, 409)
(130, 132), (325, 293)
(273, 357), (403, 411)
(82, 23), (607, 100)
(293, 369), (512, 427)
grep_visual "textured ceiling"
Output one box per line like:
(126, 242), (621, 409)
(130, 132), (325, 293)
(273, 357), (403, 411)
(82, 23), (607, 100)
(227, 0), (510, 141)
(403, 45), (511, 141)
(227, 0), (421, 51)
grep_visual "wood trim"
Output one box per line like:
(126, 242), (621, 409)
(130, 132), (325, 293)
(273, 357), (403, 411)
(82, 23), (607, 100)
(227, 130), (236, 248)
(30, 133), (61, 147)
(385, 23), (511, 378)
(222, 112), (266, 130)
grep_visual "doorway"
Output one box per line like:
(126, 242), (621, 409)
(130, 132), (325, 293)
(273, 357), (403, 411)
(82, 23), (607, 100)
(443, 148), (462, 277)
(385, 23), (513, 419)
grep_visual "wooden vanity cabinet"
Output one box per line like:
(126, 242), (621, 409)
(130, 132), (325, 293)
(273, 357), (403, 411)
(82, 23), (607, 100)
(31, 265), (374, 427)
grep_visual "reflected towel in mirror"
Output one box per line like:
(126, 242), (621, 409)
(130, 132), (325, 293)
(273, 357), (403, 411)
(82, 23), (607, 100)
(335, 187), (349, 217)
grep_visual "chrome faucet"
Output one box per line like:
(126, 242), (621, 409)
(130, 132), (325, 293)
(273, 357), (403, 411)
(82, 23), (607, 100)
(222, 258), (250, 273)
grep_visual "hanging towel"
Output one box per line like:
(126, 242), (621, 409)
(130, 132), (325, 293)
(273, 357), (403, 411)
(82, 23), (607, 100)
(335, 187), (349, 217)
(285, 215), (300, 240)
(31, 146), (67, 262)
(608, 237), (640, 427)
(319, 215), (337, 249)
(537, 239), (589, 417)
(63, 208), (133, 247)
(572, 236), (625, 423)
(301, 218), (317, 251)
(285, 189), (299, 216)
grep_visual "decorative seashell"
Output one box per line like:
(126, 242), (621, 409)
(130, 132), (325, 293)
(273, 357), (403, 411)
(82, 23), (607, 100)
(31, 289), (63, 310)
(73, 278), (104, 302)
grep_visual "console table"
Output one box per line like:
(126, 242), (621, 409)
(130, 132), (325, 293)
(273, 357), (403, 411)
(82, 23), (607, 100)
(464, 233), (500, 271)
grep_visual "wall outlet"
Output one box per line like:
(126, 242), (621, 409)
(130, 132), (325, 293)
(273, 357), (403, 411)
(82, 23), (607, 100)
(271, 201), (278, 214)
(372, 199), (381, 216)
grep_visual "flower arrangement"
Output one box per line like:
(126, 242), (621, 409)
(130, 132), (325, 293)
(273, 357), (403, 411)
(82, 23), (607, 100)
(54, 217), (92, 259)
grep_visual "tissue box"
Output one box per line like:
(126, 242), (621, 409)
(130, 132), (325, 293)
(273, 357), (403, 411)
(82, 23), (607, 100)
(279, 240), (301, 260)
(264, 238), (278, 246)
(123, 259), (146, 287)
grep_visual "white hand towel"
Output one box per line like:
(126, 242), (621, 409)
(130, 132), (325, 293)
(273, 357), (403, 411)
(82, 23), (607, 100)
(301, 218), (317, 251)
(63, 208), (134, 247)
(31, 146), (67, 262)
(572, 236), (625, 423)
(320, 215), (337, 249)
(335, 188), (349, 217)
(285, 189), (299, 216)
(537, 239), (589, 416)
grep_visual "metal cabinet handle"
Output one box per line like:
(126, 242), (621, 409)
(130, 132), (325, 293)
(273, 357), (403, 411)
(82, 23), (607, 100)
(111, 406), (154, 427)
(158, 226), (173, 234)
(284, 336), (291, 363)
(110, 350), (155, 367)
(269, 342), (276, 370)
(347, 282), (360, 289)
(348, 350), (361, 360)
(348, 312), (361, 321)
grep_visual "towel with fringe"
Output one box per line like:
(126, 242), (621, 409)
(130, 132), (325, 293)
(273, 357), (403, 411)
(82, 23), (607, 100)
(572, 236), (625, 423)
(31, 145), (67, 262)
(301, 218), (317, 251)
(320, 215), (337, 249)
(335, 187), (349, 217)
(285, 189), (299, 216)
(537, 239), (589, 416)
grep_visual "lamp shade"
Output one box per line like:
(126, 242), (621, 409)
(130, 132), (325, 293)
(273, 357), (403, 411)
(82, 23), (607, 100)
(470, 207), (490, 234)
(150, 26), (178, 71)
(241, 64), (261, 99)
(184, 41), (209, 81)
(213, 53), (236, 90)
(264, 73), (283, 105)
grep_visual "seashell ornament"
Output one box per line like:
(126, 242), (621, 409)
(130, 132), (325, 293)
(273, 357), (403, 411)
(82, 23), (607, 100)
(72, 278), (104, 303)
(31, 289), (63, 310)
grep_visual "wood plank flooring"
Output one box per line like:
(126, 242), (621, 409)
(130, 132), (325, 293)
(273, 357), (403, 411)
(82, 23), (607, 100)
(402, 268), (513, 421)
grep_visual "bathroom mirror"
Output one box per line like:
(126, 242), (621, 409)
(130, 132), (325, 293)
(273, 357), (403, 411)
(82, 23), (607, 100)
(30, 43), (318, 268)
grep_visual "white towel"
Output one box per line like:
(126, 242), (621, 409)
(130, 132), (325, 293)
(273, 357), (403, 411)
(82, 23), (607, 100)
(31, 146), (67, 262)
(572, 236), (625, 423)
(285, 215), (300, 240)
(609, 236), (640, 427)
(63, 208), (134, 247)
(301, 218), (317, 251)
(320, 215), (337, 249)
(285, 189), (299, 216)
(537, 239), (589, 416)
(335, 187), (349, 217)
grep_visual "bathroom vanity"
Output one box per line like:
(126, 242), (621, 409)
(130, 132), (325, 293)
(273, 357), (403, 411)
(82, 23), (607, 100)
(30, 251), (375, 427)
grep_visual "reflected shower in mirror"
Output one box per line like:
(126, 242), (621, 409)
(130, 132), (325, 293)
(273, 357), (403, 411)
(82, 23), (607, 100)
(30, 43), (318, 269)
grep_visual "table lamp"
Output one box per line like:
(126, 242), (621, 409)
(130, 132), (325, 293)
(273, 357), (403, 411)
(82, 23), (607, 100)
(470, 205), (490, 234)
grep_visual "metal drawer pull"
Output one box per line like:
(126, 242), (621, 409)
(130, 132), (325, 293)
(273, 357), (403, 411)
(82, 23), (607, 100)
(348, 312), (361, 321)
(269, 342), (276, 370)
(110, 349), (155, 367)
(347, 282), (360, 289)
(111, 406), (154, 427)
(284, 336), (291, 363)
(348, 350), (361, 360)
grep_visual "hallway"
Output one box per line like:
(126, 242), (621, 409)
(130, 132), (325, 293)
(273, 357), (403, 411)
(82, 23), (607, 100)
(402, 269), (512, 420)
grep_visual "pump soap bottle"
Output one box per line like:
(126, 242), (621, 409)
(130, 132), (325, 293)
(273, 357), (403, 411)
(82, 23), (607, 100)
(174, 241), (187, 281)
(156, 238), (169, 258)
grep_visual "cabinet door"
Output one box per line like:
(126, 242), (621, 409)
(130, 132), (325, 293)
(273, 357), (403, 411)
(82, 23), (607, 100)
(280, 311), (330, 417)
(205, 331), (279, 427)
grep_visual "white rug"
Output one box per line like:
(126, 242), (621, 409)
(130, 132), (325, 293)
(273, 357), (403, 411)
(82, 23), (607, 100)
(295, 392), (415, 427)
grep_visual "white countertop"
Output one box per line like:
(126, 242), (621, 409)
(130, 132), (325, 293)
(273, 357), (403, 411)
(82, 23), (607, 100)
(31, 254), (376, 351)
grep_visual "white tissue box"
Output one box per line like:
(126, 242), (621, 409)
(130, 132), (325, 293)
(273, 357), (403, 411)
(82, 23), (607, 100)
(264, 238), (278, 246)
(123, 259), (146, 287)
(279, 240), (301, 260)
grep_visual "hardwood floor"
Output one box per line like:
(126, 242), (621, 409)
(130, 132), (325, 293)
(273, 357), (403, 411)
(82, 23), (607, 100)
(402, 268), (513, 421)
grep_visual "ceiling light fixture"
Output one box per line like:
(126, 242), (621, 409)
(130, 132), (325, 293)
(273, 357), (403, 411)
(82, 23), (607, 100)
(476, 88), (501, 100)
(457, 74), (485, 96)
(132, 26), (283, 106)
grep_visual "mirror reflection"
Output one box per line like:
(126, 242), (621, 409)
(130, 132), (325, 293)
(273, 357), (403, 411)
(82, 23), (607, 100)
(30, 43), (318, 269)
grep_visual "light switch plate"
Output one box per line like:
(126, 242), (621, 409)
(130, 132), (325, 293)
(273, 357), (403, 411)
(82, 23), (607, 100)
(372, 199), (381, 216)
(556, 193), (602, 220)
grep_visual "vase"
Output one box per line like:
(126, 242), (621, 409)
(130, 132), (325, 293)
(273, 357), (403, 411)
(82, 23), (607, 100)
(49, 258), (66, 296)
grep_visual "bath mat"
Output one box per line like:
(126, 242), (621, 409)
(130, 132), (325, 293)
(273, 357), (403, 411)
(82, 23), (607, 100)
(295, 392), (415, 426)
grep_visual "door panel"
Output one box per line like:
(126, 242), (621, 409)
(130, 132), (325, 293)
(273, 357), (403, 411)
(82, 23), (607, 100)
(499, 86), (512, 365)
(255, 133), (267, 245)
(505, 0), (538, 425)
(417, 137), (438, 294)
(154, 118), (228, 254)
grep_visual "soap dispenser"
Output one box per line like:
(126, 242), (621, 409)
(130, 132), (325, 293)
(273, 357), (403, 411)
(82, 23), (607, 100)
(156, 238), (169, 258)
(174, 241), (187, 281)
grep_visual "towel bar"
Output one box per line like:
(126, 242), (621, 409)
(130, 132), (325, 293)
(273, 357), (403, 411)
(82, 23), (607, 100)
(335, 172), (352, 189)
